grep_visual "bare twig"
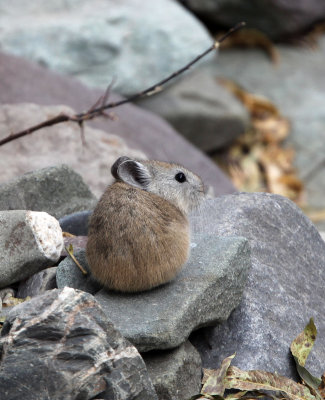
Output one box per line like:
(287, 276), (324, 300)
(0, 22), (245, 147)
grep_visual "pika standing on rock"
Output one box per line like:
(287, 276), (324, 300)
(86, 156), (205, 292)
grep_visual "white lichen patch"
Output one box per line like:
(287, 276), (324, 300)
(26, 211), (63, 261)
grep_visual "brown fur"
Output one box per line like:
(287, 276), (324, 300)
(86, 182), (190, 292)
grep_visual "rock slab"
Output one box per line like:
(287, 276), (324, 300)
(0, 287), (157, 400)
(95, 234), (250, 352)
(0, 0), (213, 95)
(0, 164), (97, 219)
(138, 70), (249, 152)
(0, 210), (63, 288)
(189, 193), (325, 379)
(143, 341), (202, 400)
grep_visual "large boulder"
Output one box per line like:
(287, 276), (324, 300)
(0, 0), (214, 95)
(56, 233), (251, 352)
(0, 210), (63, 288)
(189, 193), (325, 379)
(0, 287), (157, 400)
(0, 51), (235, 197)
(137, 70), (250, 152)
(182, 0), (325, 40)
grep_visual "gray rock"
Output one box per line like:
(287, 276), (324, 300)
(0, 103), (146, 198)
(207, 37), (325, 230)
(0, 210), (63, 288)
(57, 250), (102, 295)
(143, 341), (202, 400)
(0, 164), (97, 219)
(17, 267), (57, 298)
(0, 0), (214, 95)
(0, 51), (237, 199)
(183, 0), (325, 40)
(137, 70), (249, 152)
(95, 234), (250, 352)
(0, 287), (158, 400)
(189, 193), (325, 379)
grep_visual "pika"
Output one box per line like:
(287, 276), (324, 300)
(86, 156), (205, 292)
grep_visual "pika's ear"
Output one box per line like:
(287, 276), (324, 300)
(111, 157), (151, 189)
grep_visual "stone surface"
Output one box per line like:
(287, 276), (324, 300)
(17, 266), (57, 298)
(0, 287), (158, 400)
(0, 103), (146, 197)
(182, 0), (325, 40)
(137, 70), (249, 152)
(57, 249), (101, 295)
(189, 193), (325, 379)
(0, 0), (214, 95)
(0, 164), (97, 219)
(95, 233), (250, 352)
(0, 210), (63, 288)
(208, 36), (325, 229)
(143, 341), (202, 400)
(59, 210), (93, 236)
(0, 52), (236, 198)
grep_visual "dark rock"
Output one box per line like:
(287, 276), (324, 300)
(57, 250), (102, 295)
(0, 51), (236, 197)
(95, 233), (250, 352)
(0, 165), (97, 219)
(143, 341), (202, 400)
(17, 267), (57, 298)
(138, 70), (249, 152)
(0, 287), (158, 400)
(189, 193), (325, 379)
(59, 210), (92, 236)
(183, 0), (325, 40)
(0, 210), (63, 289)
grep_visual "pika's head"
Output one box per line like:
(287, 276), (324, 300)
(111, 156), (205, 215)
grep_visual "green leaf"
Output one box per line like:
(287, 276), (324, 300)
(290, 318), (317, 366)
(201, 354), (235, 396)
(293, 356), (321, 392)
(224, 366), (317, 400)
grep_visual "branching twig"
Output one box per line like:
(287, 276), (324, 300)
(0, 22), (245, 147)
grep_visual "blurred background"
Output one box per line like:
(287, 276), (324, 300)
(0, 0), (324, 230)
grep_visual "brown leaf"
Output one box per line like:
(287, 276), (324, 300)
(202, 354), (235, 396)
(225, 366), (317, 400)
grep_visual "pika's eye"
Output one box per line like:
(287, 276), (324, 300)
(175, 172), (187, 183)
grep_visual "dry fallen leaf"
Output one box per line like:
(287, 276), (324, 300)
(215, 79), (305, 207)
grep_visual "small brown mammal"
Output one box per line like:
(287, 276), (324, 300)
(86, 156), (205, 292)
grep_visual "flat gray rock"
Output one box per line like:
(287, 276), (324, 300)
(95, 234), (250, 352)
(0, 164), (97, 219)
(143, 341), (202, 400)
(0, 210), (63, 288)
(137, 70), (249, 152)
(189, 193), (325, 379)
(0, 287), (157, 400)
